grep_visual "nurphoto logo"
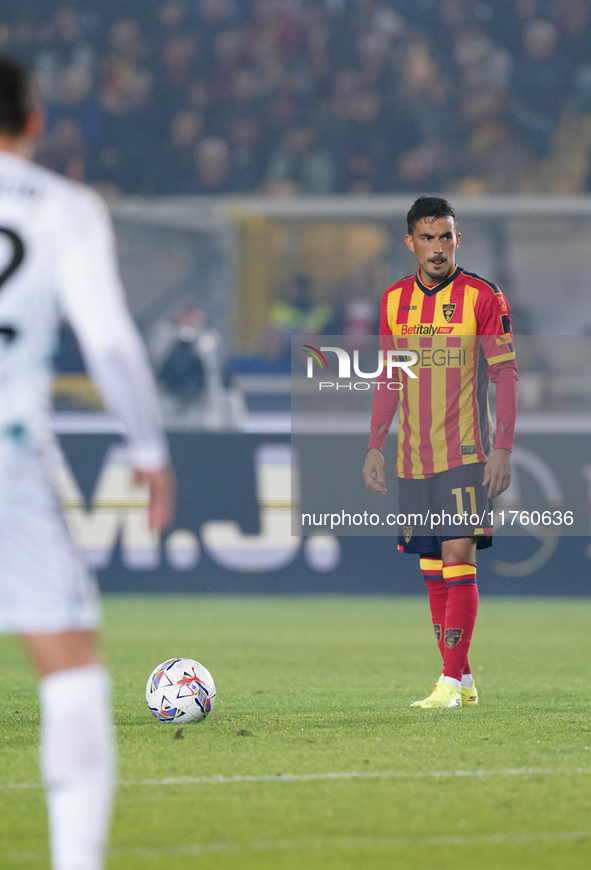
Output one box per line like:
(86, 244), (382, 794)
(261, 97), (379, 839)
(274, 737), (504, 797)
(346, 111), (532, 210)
(302, 345), (418, 391)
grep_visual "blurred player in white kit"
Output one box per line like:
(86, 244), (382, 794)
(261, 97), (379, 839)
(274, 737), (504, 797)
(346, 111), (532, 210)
(0, 57), (174, 869)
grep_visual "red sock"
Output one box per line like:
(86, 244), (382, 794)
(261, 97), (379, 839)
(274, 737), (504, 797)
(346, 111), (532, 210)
(420, 556), (446, 662)
(442, 563), (479, 683)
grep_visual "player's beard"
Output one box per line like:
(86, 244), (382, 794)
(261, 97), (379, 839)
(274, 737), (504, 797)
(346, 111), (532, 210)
(424, 258), (452, 282)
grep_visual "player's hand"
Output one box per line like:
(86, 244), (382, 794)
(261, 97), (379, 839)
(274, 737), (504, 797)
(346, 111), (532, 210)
(363, 448), (387, 495)
(483, 448), (511, 500)
(133, 464), (176, 531)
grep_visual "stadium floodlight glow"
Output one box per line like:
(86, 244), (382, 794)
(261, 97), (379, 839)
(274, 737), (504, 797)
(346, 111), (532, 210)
(304, 347), (418, 379)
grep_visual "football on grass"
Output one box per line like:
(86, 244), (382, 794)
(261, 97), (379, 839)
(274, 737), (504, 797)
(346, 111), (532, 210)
(146, 657), (216, 723)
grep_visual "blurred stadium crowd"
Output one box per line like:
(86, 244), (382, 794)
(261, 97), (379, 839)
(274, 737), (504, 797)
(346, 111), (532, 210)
(3, 0), (591, 196)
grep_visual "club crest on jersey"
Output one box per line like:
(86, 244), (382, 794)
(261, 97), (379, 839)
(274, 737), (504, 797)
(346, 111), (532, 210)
(442, 303), (456, 322)
(403, 526), (413, 543)
(433, 624), (442, 643)
(444, 628), (463, 649)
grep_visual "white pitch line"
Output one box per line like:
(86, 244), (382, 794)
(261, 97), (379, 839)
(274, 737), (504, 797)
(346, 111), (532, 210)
(3, 766), (591, 792)
(109, 830), (591, 856)
(6, 830), (591, 863)
(123, 766), (591, 787)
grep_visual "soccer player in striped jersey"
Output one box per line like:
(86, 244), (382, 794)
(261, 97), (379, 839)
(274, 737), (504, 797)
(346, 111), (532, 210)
(0, 58), (174, 867)
(362, 196), (518, 709)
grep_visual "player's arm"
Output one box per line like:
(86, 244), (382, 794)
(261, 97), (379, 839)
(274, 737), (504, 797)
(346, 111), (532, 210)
(475, 286), (518, 499)
(363, 292), (399, 495)
(56, 190), (174, 530)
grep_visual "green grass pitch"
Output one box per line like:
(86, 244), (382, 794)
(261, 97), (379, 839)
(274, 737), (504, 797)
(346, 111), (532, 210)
(2, 595), (591, 870)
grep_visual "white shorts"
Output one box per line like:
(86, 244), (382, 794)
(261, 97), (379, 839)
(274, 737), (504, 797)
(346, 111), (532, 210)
(0, 445), (101, 635)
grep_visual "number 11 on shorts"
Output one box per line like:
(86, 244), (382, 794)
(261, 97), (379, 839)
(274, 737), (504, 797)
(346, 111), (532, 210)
(451, 486), (477, 516)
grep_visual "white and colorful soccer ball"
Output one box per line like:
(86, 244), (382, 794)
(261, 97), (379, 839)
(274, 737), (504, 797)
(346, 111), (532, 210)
(146, 658), (216, 723)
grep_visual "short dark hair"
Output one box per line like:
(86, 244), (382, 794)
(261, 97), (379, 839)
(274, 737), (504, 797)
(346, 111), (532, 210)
(406, 195), (457, 234)
(0, 56), (35, 137)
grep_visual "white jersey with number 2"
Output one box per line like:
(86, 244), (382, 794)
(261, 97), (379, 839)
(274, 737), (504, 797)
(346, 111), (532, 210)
(0, 150), (167, 468)
(0, 151), (168, 634)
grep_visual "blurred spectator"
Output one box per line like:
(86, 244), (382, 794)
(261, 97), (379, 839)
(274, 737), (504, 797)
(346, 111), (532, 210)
(356, 30), (392, 93)
(151, 306), (240, 427)
(190, 136), (234, 194)
(243, 0), (303, 70)
(210, 67), (265, 136)
(152, 109), (204, 193)
(262, 68), (308, 143)
(302, 3), (332, 97)
(553, 0), (591, 65)
(463, 120), (530, 193)
(102, 18), (145, 87)
(400, 41), (454, 141)
(187, 79), (213, 115)
(46, 67), (104, 147)
(2, 17), (37, 67)
(150, 32), (200, 152)
(161, 35), (197, 93)
(573, 64), (591, 115)
(34, 7), (94, 104)
(324, 263), (379, 337)
(158, 325), (207, 402)
(157, 0), (190, 36)
(206, 29), (244, 108)
(265, 274), (332, 366)
(228, 116), (266, 192)
(264, 126), (334, 195)
(37, 118), (86, 181)
(198, 0), (241, 57)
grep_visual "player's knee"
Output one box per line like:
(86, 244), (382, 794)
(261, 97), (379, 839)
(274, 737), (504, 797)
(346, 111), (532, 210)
(441, 539), (476, 565)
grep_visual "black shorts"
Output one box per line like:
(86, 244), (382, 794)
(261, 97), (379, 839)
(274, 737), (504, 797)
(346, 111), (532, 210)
(397, 462), (493, 555)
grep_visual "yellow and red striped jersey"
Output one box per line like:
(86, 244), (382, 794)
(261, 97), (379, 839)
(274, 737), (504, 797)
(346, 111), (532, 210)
(371, 266), (517, 479)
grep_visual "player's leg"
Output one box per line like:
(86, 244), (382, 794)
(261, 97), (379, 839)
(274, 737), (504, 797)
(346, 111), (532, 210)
(411, 462), (491, 708)
(22, 629), (99, 676)
(2, 441), (115, 870)
(396, 477), (456, 704)
(21, 631), (115, 870)
(397, 476), (445, 650)
(438, 464), (491, 700)
(436, 462), (492, 704)
(417, 545), (478, 703)
(440, 535), (478, 692)
(419, 551), (446, 661)
(411, 537), (477, 708)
